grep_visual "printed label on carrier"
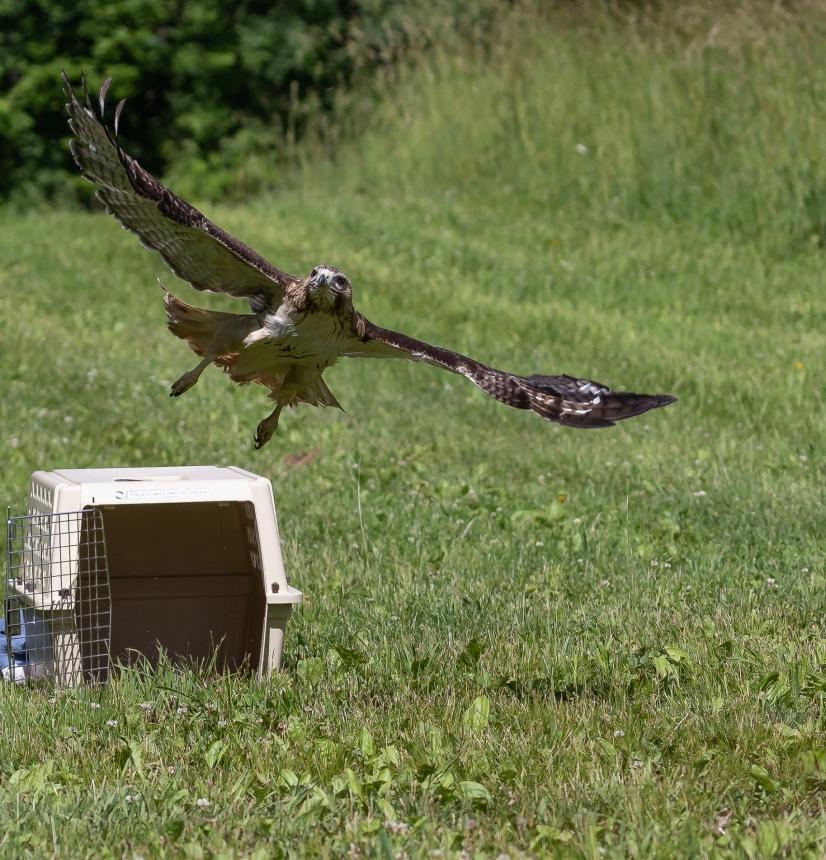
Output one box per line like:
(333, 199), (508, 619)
(108, 486), (214, 502)
(113, 486), (213, 501)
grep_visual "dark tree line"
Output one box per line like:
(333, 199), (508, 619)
(0, 0), (498, 203)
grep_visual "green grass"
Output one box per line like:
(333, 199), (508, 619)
(1, 3), (826, 857)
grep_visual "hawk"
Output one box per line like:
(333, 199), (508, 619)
(64, 75), (676, 449)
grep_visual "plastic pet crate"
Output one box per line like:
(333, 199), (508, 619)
(4, 466), (302, 684)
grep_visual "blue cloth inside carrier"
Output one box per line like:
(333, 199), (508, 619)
(0, 606), (53, 679)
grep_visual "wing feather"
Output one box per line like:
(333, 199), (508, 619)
(346, 316), (676, 428)
(63, 73), (297, 312)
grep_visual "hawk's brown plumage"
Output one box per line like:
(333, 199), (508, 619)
(64, 74), (676, 448)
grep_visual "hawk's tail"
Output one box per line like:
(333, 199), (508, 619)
(161, 286), (254, 360)
(162, 289), (216, 355)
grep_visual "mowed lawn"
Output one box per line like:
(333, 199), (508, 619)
(1, 6), (826, 858)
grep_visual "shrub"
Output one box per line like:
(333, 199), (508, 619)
(0, 0), (499, 203)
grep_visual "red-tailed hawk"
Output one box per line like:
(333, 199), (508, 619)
(64, 75), (676, 448)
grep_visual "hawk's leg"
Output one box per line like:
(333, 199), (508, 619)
(170, 356), (213, 397)
(254, 404), (284, 450)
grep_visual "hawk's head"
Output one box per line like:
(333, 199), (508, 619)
(306, 265), (352, 311)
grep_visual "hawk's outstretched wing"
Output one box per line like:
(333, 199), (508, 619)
(63, 74), (296, 313)
(347, 316), (676, 427)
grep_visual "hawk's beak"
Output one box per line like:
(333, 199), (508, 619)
(310, 272), (334, 305)
(310, 272), (331, 295)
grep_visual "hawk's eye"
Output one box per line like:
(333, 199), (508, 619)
(332, 274), (347, 288)
(310, 268), (318, 278)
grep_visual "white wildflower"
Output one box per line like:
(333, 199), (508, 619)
(195, 797), (210, 808)
(575, 142), (589, 155)
(106, 719), (118, 727)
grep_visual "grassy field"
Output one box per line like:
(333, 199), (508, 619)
(1, 3), (826, 857)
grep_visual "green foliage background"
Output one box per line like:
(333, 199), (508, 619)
(0, 0), (498, 203)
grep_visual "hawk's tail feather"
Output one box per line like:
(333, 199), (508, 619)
(161, 287), (249, 359)
(162, 289), (215, 349)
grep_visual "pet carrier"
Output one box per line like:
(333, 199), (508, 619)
(4, 466), (302, 685)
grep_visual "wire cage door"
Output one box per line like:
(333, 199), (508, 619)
(4, 508), (112, 685)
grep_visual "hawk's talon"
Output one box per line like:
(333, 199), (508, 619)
(253, 406), (282, 450)
(169, 368), (203, 397)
